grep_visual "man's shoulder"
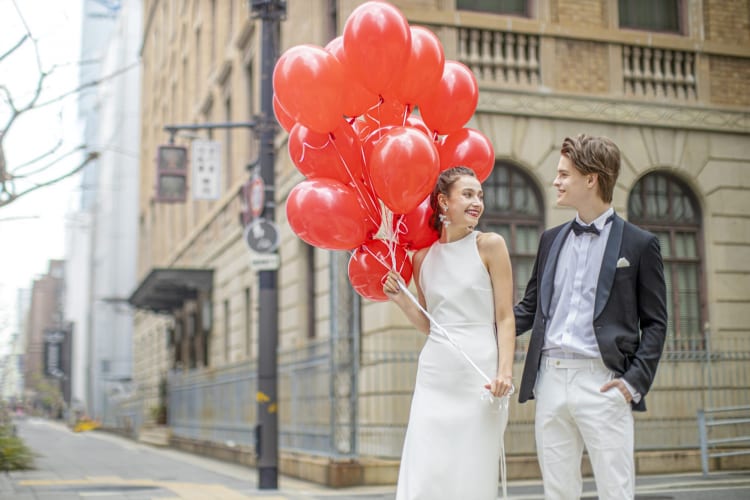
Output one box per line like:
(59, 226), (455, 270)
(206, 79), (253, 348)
(621, 218), (658, 243)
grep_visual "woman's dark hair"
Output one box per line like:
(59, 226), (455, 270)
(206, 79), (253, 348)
(428, 166), (477, 231)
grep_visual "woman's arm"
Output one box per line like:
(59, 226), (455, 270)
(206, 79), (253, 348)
(478, 232), (516, 396)
(383, 247), (431, 334)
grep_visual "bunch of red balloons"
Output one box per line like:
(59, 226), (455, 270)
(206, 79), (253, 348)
(273, 1), (495, 301)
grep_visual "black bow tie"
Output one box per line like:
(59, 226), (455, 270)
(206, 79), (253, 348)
(571, 214), (614, 236)
(571, 220), (600, 236)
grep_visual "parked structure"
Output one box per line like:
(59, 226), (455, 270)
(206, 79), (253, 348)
(127, 0), (750, 486)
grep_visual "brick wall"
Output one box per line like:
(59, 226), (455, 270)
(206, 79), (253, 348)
(551, 0), (609, 27)
(554, 39), (610, 94)
(709, 55), (750, 107)
(704, 0), (750, 45)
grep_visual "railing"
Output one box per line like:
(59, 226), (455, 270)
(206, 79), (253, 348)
(454, 25), (700, 101)
(622, 44), (697, 100)
(107, 326), (749, 469)
(458, 27), (540, 86)
(697, 405), (750, 476)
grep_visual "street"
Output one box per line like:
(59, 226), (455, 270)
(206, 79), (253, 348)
(2, 418), (750, 499)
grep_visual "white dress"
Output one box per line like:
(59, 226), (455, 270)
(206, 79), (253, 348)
(396, 231), (508, 500)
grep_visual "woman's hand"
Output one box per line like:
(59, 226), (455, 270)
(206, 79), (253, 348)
(485, 374), (514, 398)
(382, 270), (403, 299)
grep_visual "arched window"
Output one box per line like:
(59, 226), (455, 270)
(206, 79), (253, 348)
(478, 161), (545, 305)
(628, 172), (705, 353)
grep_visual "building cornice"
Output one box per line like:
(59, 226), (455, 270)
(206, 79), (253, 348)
(478, 89), (750, 133)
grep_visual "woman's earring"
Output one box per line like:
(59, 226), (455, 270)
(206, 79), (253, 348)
(439, 205), (450, 225)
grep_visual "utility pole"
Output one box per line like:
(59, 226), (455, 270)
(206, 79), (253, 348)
(250, 0), (285, 490)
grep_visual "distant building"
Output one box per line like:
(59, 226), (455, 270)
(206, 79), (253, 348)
(24, 260), (69, 414)
(64, 0), (140, 422)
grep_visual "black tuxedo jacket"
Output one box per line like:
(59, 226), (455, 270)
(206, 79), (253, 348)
(514, 213), (668, 411)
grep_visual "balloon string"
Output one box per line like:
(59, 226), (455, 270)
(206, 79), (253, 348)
(329, 134), (381, 228)
(401, 104), (411, 126)
(296, 136), (333, 165)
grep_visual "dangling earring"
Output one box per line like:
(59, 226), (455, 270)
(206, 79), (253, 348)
(439, 205), (450, 225)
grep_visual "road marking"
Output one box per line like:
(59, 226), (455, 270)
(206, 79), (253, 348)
(17, 477), (266, 499)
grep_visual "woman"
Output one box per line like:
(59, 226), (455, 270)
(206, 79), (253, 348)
(384, 166), (515, 500)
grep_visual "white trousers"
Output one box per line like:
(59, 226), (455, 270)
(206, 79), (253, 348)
(534, 356), (635, 500)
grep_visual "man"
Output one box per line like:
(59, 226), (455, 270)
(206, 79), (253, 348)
(514, 134), (667, 500)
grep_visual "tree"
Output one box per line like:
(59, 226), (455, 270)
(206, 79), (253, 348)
(0, 1), (133, 209)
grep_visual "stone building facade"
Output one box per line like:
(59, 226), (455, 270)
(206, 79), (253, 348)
(132, 0), (749, 485)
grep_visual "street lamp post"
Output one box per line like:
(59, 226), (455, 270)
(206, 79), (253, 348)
(250, 0), (285, 490)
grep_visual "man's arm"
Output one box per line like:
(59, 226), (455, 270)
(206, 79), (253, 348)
(513, 249), (541, 336)
(625, 235), (668, 396)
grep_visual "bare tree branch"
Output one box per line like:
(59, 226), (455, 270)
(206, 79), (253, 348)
(0, 214), (39, 223)
(0, 151), (99, 208)
(31, 62), (139, 110)
(14, 145), (85, 178)
(0, 35), (28, 63)
(12, 138), (64, 171)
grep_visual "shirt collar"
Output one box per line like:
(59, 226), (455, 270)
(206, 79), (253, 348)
(575, 207), (614, 231)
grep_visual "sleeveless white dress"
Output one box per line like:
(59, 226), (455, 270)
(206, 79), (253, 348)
(396, 231), (508, 500)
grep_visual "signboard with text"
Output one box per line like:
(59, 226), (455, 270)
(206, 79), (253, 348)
(191, 139), (222, 200)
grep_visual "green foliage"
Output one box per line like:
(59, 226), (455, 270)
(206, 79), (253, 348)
(0, 424), (34, 471)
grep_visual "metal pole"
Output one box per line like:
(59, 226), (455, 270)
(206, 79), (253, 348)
(251, 0), (285, 490)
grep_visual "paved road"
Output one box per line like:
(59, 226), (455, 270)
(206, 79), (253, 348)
(3, 418), (749, 499)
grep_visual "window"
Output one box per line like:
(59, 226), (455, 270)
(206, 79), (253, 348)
(457, 0), (528, 16)
(479, 162), (545, 303)
(619, 0), (681, 34)
(628, 172), (704, 353)
(478, 162), (544, 352)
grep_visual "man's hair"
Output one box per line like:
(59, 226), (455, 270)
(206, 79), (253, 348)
(561, 134), (620, 203)
(429, 166), (476, 231)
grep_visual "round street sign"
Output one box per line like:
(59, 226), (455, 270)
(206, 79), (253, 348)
(243, 218), (279, 254)
(249, 176), (265, 218)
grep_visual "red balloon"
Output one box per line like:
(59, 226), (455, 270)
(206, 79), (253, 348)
(348, 239), (413, 301)
(325, 36), (379, 117)
(392, 26), (445, 106)
(393, 197), (439, 250)
(286, 178), (373, 250)
(288, 121), (365, 184)
(273, 44), (346, 133)
(273, 95), (296, 133)
(351, 118), (375, 142)
(362, 97), (410, 130)
(405, 115), (434, 139)
(418, 60), (479, 135)
(343, 1), (412, 94)
(438, 128), (495, 182)
(361, 125), (396, 164)
(369, 126), (440, 214)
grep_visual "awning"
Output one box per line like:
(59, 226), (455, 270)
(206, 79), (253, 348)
(128, 268), (213, 313)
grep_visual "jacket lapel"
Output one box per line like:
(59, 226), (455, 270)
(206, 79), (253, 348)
(540, 222), (572, 318)
(594, 214), (625, 319)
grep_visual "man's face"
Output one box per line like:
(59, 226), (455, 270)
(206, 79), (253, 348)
(553, 154), (593, 209)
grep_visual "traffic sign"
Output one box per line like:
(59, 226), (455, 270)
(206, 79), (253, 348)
(249, 175), (265, 218)
(249, 252), (280, 272)
(243, 218), (279, 253)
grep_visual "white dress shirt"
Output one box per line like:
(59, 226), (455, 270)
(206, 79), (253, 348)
(543, 208), (640, 401)
(544, 208), (614, 358)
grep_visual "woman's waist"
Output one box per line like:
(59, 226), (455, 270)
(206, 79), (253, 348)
(429, 321), (494, 331)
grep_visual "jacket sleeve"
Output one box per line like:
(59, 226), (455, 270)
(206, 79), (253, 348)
(514, 244), (541, 336)
(626, 235), (668, 396)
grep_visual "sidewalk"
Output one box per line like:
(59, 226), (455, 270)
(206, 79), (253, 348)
(6, 418), (750, 499)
